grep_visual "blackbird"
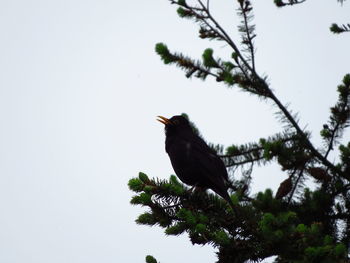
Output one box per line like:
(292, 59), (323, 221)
(157, 115), (234, 208)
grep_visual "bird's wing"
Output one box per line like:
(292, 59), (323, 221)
(188, 134), (229, 181)
(191, 146), (231, 202)
(182, 133), (230, 198)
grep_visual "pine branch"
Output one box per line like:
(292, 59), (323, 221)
(273, 0), (349, 34)
(155, 43), (219, 79)
(321, 74), (350, 159)
(130, 172), (349, 262)
(145, 255), (158, 263)
(287, 168), (304, 203)
(274, 0), (347, 7)
(191, 1), (342, 176)
(274, 0), (306, 7)
(221, 131), (299, 168)
(330, 23), (350, 34)
(197, 0), (250, 68)
(237, 0), (256, 71)
(173, 0), (258, 77)
(268, 91), (346, 178)
(129, 173), (264, 255)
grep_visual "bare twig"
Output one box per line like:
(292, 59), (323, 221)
(288, 168), (303, 203)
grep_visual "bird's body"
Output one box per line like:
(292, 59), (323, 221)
(158, 115), (233, 207)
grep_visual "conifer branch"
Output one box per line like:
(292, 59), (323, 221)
(274, 0), (347, 7)
(274, 0), (349, 34)
(237, 0), (256, 71)
(221, 132), (299, 168)
(268, 91), (344, 178)
(226, 157), (264, 167)
(155, 43), (219, 79)
(274, 0), (306, 7)
(288, 168), (303, 203)
(321, 75), (350, 159)
(131, 171), (349, 261)
(195, 1), (341, 174)
(330, 23), (350, 34)
(195, 0), (257, 76)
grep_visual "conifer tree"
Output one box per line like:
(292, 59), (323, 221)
(129, 1), (350, 262)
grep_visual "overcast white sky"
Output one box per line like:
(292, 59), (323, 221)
(0, 0), (349, 262)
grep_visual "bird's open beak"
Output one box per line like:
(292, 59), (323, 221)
(157, 116), (172, 125)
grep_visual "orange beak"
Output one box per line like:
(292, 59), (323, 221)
(157, 116), (172, 125)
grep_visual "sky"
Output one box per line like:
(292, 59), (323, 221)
(0, 0), (349, 262)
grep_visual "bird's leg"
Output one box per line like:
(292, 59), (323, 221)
(188, 185), (197, 193)
(193, 186), (206, 193)
(188, 184), (206, 193)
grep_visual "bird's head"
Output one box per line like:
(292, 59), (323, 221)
(157, 115), (192, 136)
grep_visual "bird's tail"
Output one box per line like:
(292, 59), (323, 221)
(222, 191), (236, 211)
(212, 187), (236, 211)
(210, 180), (236, 211)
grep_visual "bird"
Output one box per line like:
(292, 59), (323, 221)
(157, 115), (234, 208)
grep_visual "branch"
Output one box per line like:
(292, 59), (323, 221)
(237, 0), (256, 71)
(197, 3), (336, 171)
(226, 157), (264, 167)
(330, 23), (350, 34)
(155, 43), (220, 79)
(274, 0), (306, 7)
(322, 74), (350, 159)
(196, 0), (256, 75)
(268, 91), (344, 177)
(288, 168), (303, 203)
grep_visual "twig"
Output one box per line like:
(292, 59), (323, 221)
(324, 102), (349, 159)
(288, 168), (302, 204)
(197, 0), (256, 75)
(268, 91), (344, 178)
(239, 1), (256, 71)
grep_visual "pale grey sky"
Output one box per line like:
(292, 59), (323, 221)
(0, 0), (349, 262)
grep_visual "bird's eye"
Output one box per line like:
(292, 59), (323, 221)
(173, 120), (179, 125)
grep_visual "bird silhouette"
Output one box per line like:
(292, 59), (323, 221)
(157, 115), (234, 208)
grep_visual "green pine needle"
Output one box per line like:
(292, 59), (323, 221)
(155, 43), (176, 64)
(136, 212), (157, 225)
(177, 0), (187, 7)
(202, 48), (219, 68)
(213, 230), (230, 245)
(330, 23), (344, 34)
(165, 223), (186, 235)
(128, 178), (144, 192)
(195, 223), (206, 233)
(139, 172), (150, 183)
(177, 7), (193, 18)
(343, 74), (350, 86)
(334, 243), (346, 257)
(145, 255), (158, 263)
